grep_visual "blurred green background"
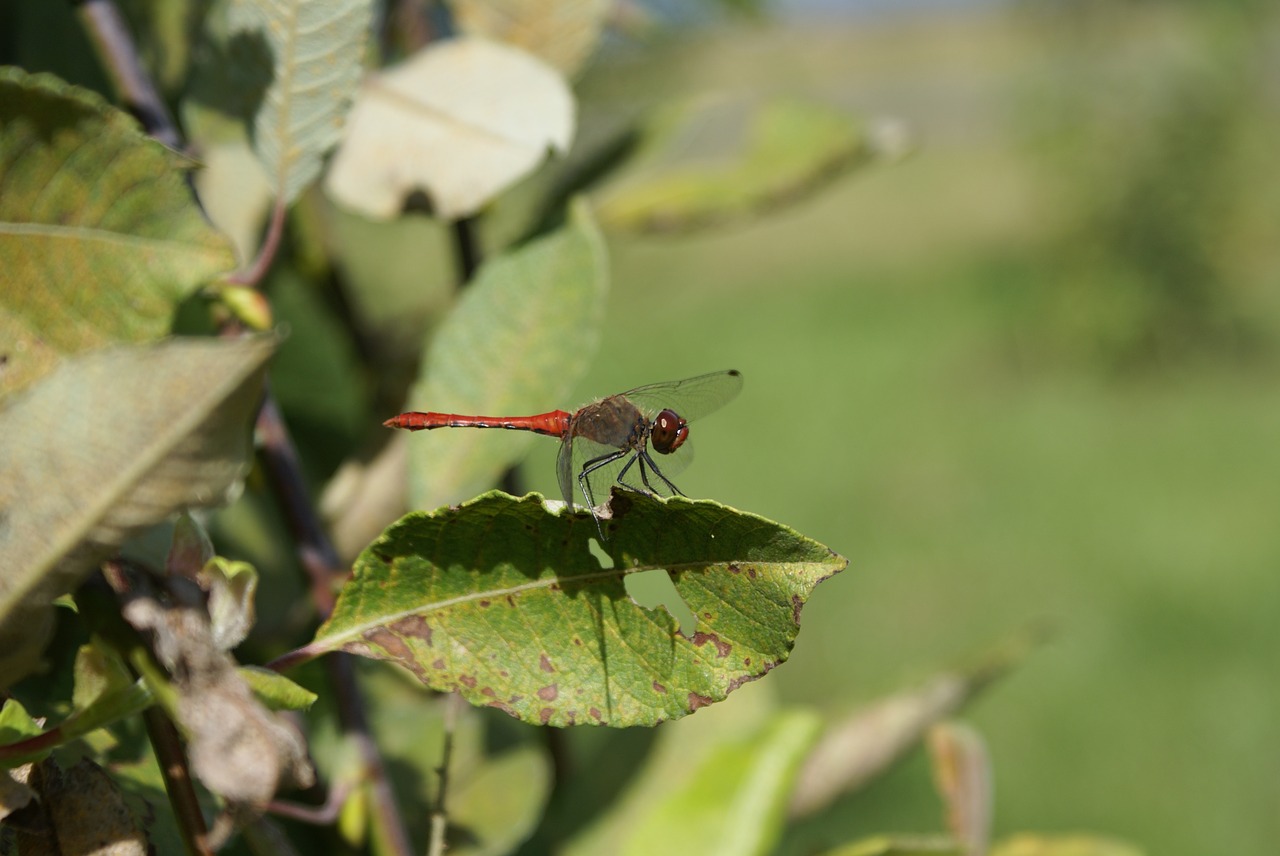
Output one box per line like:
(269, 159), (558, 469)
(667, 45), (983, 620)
(509, 3), (1279, 854)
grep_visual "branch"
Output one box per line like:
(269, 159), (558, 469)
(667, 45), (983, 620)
(72, 0), (182, 150)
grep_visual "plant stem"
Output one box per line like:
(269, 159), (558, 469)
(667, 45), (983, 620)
(72, 0), (182, 150)
(427, 692), (464, 856)
(255, 394), (416, 856)
(230, 199), (290, 287)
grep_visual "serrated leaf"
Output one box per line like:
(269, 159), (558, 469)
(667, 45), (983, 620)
(309, 491), (845, 727)
(453, 0), (610, 76)
(406, 199), (607, 511)
(325, 37), (575, 219)
(0, 67), (238, 397)
(238, 666), (318, 711)
(594, 95), (870, 234)
(227, 0), (374, 204)
(0, 336), (276, 688)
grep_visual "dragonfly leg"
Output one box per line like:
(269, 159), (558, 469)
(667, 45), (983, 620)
(641, 448), (685, 497)
(614, 451), (654, 496)
(579, 449), (630, 509)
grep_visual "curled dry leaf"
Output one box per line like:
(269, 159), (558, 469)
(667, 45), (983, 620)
(325, 37), (575, 220)
(120, 576), (313, 815)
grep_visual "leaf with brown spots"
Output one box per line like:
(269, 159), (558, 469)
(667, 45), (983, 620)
(308, 490), (846, 727)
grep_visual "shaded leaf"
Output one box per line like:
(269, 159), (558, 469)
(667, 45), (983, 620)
(453, 0), (610, 76)
(789, 628), (1045, 817)
(0, 699), (43, 759)
(0, 335), (276, 688)
(405, 198), (608, 511)
(928, 722), (992, 856)
(594, 95), (870, 234)
(990, 835), (1145, 856)
(309, 491), (845, 727)
(227, 0), (374, 204)
(325, 37), (575, 219)
(238, 665), (318, 711)
(0, 67), (237, 398)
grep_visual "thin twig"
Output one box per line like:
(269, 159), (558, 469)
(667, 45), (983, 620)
(229, 198), (290, 287)
(427, 693), (465, 856)
(72, 0), (182, 150)
(97, 562), (213, 856)
(267, 780), (352, 826)
(255, 391), (344, 617)
(255, 394), (416, 856)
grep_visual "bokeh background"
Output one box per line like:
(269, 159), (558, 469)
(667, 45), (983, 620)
(511, 1), (1279, 854)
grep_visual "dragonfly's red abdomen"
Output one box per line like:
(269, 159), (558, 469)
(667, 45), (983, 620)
(384, 410), (571, 437)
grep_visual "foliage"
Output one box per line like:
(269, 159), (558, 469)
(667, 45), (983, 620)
(1015, 1), (1277, 366)
(0, 1), (1147, 855)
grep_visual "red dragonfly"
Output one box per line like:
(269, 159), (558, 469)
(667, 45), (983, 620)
(385, 370), (743, 536)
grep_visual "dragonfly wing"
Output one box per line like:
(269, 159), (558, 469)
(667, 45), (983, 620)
(556, 437), (577, 509)
(622, 369), (743, 423)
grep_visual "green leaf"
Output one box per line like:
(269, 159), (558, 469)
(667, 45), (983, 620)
(621, 710), (820, 856)
(405, 199), (608, 511)
(0, 67), (237, 398)
(309, 491), (846, 727)
(0, 699), (42, 748)
(0, 335), (276, 688)
(227, 0), (374, 204)
(594, 95), (870, 234)
(818, 837), (962, 856)
(238, 666), (318, 711)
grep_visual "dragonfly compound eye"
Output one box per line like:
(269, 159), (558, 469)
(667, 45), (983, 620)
(650, 409), (689, 454)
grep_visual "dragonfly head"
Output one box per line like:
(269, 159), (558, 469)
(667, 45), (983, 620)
(650, 409), (689, 454)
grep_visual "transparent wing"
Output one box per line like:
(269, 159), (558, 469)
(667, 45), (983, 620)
(619, 369), (743, 423)
(566, 435), (694, 508)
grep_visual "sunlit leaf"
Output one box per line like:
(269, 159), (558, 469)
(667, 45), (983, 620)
(405, 198), (608, 512)
(453, 0), (610, 76)
(325, 37), (575, 219)
(238, 666), (318, 711)
(615, 710), (820, 855)
(0, 67), (237, 397)
(990, 835), (1146, 856)
(594, 95), (871, 234)
(817, 837), (962, 856)
(227, 0), (374, 205)
(308, 491), (845, 727)
(0, 336), (276, 688)
(202, 557), (258, 651)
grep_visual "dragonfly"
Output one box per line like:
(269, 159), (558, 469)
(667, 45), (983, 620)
(384, 370), (743, 537)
